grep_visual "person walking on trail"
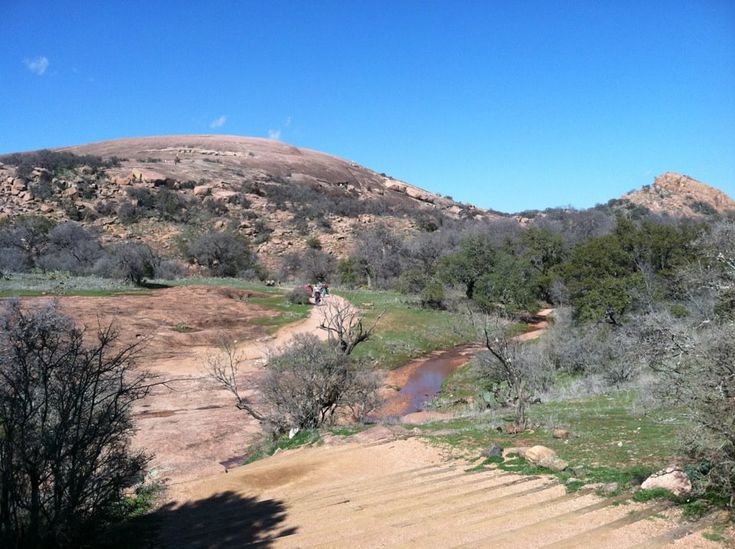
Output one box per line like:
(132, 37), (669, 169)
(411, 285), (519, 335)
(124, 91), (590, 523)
(314, 288), (322, 305)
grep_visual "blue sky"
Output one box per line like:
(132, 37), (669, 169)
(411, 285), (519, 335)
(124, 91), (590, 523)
(1, 1), (733, 212)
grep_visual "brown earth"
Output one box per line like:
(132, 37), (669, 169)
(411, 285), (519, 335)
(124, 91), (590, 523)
(20, 286), (336, 486)
(147, 427), (732, 548)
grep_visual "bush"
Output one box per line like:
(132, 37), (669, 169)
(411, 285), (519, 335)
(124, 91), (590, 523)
(260, 334), (380, 431)
(287, 286), (312, 305)
(299, 249), (336, 282)
(205, 333), (381, 434)
(420, 279), (445, 309)
(37, 222), (102, 274)
(0, 301), (149, 546)
(184, 230), (254, 277)
(306, 236), (322, 249)
(0, 149), (120, 178)
(154, 259), (185, 280)
(97, 242), (159, 286)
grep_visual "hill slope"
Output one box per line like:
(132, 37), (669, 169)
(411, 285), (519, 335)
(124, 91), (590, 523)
(0, 135), (493, 265)
(620, 172), (735, 217)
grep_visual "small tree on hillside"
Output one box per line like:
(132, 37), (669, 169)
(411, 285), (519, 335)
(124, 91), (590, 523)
(101, 241), (160, 286)
(186, 230), (254, 277)
(0, 301), (151, 547)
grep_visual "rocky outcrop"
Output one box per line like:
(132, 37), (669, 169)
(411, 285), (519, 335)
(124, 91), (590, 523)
(621, 172), (735, 217)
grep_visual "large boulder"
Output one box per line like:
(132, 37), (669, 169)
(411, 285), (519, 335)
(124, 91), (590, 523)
(641, 467), (692, 496)
(525, 445), (568, 472)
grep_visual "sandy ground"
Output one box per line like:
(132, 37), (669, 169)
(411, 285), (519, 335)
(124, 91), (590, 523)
(147, 426), (732, 548)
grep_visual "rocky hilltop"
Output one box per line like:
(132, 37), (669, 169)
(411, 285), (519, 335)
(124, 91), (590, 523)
(620, 172), (735, 217)
(0, 135), (492, 264)
(1, 137), (732, 271)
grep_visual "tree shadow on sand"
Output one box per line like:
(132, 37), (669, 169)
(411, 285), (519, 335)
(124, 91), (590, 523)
(104, 491), (296, 548)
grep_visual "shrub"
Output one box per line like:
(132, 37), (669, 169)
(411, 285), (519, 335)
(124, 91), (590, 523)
(299, 249), (336, 282)
(306, 236), (322, 249)
(98, 242), (159, 286)
(0, 301), (149, 546)
(37, 222), (102, 274)
(287, 286), (312, 305)
(0, 149), (120, 178)
(420, 279), (445, 309)
(184, 230), (254, 277)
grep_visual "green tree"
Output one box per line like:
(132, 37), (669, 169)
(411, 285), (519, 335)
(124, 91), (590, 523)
(473, 251), (537, 313)
(439, 233), (496, 299)
(518, 227), (565, 301)
(557, 232), (640, 323)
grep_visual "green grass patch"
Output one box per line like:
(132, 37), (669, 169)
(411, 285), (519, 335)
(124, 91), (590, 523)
(0, 273), (152, 297)
(328, 425), (369, 437)
(247, 294), (310, 333)
(702, 524), (729, 543)
(633, 487), (678, 503)
(244, 430), (322, 465)
(498, 455), (549, 476)
(339, 289), (474, 369)
(680, 499), (712, 521)
(414, 389), (683, 497)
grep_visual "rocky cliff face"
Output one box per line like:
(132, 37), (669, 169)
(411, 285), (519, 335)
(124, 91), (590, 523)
(621, 172), (735, 218)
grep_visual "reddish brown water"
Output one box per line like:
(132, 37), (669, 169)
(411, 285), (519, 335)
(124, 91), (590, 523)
(378, 344), (482, 417)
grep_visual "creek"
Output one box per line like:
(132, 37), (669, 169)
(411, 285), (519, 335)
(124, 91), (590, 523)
(377, 344), (482, 417)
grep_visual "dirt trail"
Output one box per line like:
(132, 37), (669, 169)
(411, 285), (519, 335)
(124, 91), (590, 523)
(134, 293), (344, 486)
(151, 427), (728, 548)
(20, 286), (340, 487)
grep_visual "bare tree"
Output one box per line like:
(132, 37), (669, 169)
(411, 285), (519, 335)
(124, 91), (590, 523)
(205, 333), (381, 435)
(630, 309), (735, 504)
(318, 299), (383, 355)
(0, 301), (152, 547)
(473, 313), (553, 429)
(203, 336), (265, 423)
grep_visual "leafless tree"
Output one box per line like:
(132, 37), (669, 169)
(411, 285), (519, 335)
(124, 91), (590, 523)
(260, 334), (379, 431)
(318, 299), (383, 355)
(473, 313), (553, 429)
(635, 311), (735, 504)
(205, 333), (381, 435)
(203, 336), (265, 423)
(0, 301), (153, 547)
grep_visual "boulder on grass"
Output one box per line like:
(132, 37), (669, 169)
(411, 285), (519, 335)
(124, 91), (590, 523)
(525, 445), (569, 472)
(552, 429), (570, 439)
(641, 467), (692, 497)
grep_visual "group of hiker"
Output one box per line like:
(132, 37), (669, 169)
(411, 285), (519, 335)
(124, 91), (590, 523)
(304, 282), (329, 305)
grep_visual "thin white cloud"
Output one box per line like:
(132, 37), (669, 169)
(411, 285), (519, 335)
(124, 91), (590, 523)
(284, 116), (292, 127)
(268, 129), (281, 140)
(24, 56), (49, 76)
(209, 115), (227, 129)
